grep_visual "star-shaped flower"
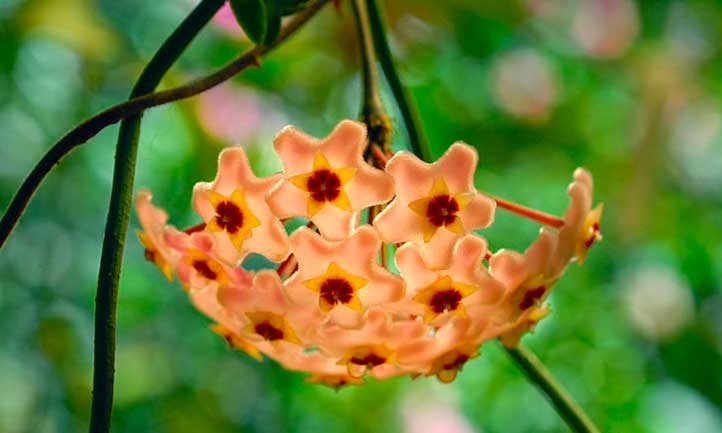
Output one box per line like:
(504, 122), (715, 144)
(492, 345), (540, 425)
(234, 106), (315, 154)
(498, 304), (550, 348)
(217, 270), (323, 342)
(171, 231), (252, 290)
(209, 323), (263, 361)
(489, 228), (559, 323)
(243, 311), (301, 345)
(267, 345), (364, 388)
(338, 343), (396, 378)
(189, 284), (263, 361)
(266, 120), (395, 240)
(192, 146), (290, 265)
(394, 234), (504, 326)
(134, 189), (181, 281)
(313, 309), (427, 357)
(396, 317), (481, 383)
(374, 143), (496, 269)
(284, 225), (405, 328)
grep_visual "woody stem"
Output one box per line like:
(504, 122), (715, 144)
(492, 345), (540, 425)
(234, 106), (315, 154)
(88, 1), (225, 432)
(365, 0), (432, 162)
(88, 2), (329, 433)
(491, 195), (564, 228)
(370, 144), (390, 168)
(504, 344), (601, 433)
(350, 0), (392, 155)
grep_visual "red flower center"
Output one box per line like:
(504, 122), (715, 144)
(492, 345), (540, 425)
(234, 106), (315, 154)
(319, 278), (354, 306)
(426, 194), (460, 227)
(214, 201), (244, 234)
(254, 321), (284, 341)
(349, 353), (386, 367)
(143, 248), (156, 263)
(307, 169), (342, 202)
(584, 222), (601, 248)
(519, 286), (546, 310)
(429, 289), (463, 313)
(192, 259), (218, 280)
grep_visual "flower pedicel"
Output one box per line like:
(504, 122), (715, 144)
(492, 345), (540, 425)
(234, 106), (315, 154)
(134, 119), (603, 387)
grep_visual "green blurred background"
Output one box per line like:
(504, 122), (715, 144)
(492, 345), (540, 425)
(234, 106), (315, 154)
(1, 0), (721, 432)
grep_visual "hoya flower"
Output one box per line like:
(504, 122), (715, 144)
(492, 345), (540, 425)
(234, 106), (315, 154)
(270, 345), (365, 388)
(243, 311), (301, 345)
(266, 120), (395, 240)
(171, 231), (253, 290)
(396, 317), (481, 383)
(554, 168), (603, 269)
(314, 309), (428, 378)
(304, 371), (365, 389)
(374, 143), (496, 269)
(284, 225), (405, 328)
(192, 147), (290, 265)
(338, 343), (398, 378)
(209, 323), (263, 361)
(218, 269), (321, 342)
(489, 228), (559, 323)
(498, 304), (550, 348)
(134, 189), (180, 281)
(311, 309), (426, 379)
(190, 284), (263, 361)
(394, 234), (504, 325)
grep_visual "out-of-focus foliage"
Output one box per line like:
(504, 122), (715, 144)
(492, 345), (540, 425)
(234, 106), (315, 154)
(1, 0), (721, 432)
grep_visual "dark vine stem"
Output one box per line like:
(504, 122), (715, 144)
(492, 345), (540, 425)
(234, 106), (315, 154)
(504, 344), (601, 433)
(87, 1), (329, 432)
(0, 0), (330, 251)
(364, 0), (431, 162)
(88, 1), (224, 432)
(350, 0), (391, 157)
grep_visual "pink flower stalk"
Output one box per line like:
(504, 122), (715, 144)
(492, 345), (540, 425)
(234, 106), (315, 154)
(134, 119), (602, 386)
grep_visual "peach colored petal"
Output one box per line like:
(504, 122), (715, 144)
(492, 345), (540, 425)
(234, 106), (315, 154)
(192, 147), (290, 264)
(134, 189), (183, 280)
(489, 228), (558, 291)
(190, 284), (248, 334)
(218, 270), (288, 315)
(313, 309), (427, 358)
(551, 167), (603, 272)
(435, 142), (479, 192)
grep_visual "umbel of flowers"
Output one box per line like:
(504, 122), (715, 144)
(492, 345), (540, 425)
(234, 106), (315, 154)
(135, 119), (602, 387)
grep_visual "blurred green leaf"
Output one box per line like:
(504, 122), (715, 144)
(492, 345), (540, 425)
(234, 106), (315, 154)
(228, 0), (268, 44)
(279, 0), (313, 15)
(263, 0), (282, 45)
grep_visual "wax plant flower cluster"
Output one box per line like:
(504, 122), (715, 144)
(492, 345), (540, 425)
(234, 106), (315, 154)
(136, 119), (602, 387)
